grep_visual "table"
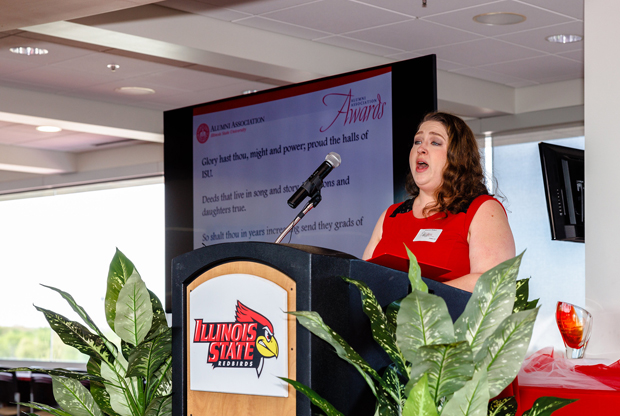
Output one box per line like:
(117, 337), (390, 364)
(518, 385), (620, 415)
(515, 348), (620, 415)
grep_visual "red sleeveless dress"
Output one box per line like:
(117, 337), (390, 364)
(371, 195), (502, 281)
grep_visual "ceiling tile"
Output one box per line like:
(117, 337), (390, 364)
(315, 35), (404, 56)
(74, 78), (189, 101)
(518, 0), (583, 20)
(388, 51), (469, 72)
(262, 0), (411, 34)
(479, 54), (583, 83)
(451, 66), (534, 87)
(0, 56), (41, 76)
(357, 0), (501, 18)
(0, 65), (103, 91)
(49, 51), (177, 79)
(0, 78), (63, 95)
(141, 79), (279, 110)
(557, 49), (583, 63)
(423, 0), (574, 37)
(234, 16), (331, 40)
(0, 35), (97, 65)
(415, 37), (544, 67)
(496, 21), (583, 53)
(435, 58), (469, 72)
(347, 19), (481, 51)
(134, 67), (245, 91)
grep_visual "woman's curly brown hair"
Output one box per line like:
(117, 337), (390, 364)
(405, 112), (489, 216)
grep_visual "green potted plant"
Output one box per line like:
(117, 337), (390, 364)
(11, 249), (172, 416)
(282, 249), (576, 416)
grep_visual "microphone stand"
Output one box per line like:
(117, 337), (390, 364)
(275, 191), (322, 244)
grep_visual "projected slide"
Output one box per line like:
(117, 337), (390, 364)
(192, 70), (394, 257)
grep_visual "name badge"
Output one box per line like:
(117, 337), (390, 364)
(413, 229), (443, 243)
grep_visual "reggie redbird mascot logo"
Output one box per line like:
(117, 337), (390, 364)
(193, 300), (279, 378)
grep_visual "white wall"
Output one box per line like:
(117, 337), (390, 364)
(584, 0), (620, 359)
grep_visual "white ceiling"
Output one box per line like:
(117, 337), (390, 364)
(0, 0), (584, 176)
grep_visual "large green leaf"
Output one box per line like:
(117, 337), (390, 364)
(512, 279), (530, 313)
(16, 401), (73, 416)
(121, 340), (133, 361)
(405, 246), (428, 293)
(35, 306), (114, 363)
(127, 328), (172, 379)
(144, 395), (172, 416)
(114, 270), (154, 346)
(342, 277), (407, 376)
(87, 358), (122, 416)
(127, 329), (172, 402)
(454, 254), (522, 357)
(521, 397), (578, 416)
(407, 341), (474, 404)
(144, 290), (169, 342)
(151, 356), (173, 399)
(101, 352), (140, 416)
(396, 290), (455, 362)
(280, 377), (343, 416)
(42, 285), (115, 354)
(475, 308), (539, 397)
(402, 373), (438, 416)
(382, 364), (406, 409)
(441, 369), (490, 416)
(376, 383), (401, 416)
(488, 396), (518, 416)
(106, 249), (136, 331)
(52, 376), (103, 416)
(5, 367), (103, 383)
(385, 300), (401, 334)
(289, 311), (383, 386)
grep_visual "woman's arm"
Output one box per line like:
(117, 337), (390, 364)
(444, 200), (516, 292)
(362, 209), (387, 260)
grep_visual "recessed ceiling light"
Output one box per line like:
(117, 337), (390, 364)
(114, 87), (156, 95)
(36, 126), (62, 133)
(107, 64), (120, 72)
(10, 46), (49, 55)
(546, 34), (583, 44)
(242, 89), (258, 95)
(473, 12), (526, 26)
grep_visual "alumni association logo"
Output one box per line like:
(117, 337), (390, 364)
(193, 301), (279, 378)
(197, 123), (210, 143)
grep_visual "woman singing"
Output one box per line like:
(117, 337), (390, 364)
(363, 112), (515, 292)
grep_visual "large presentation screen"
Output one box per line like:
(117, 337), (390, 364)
(192, 68), (392, 255)
(164, 55), (437, 309)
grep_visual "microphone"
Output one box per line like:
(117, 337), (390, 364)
(287, 152), (341, 208)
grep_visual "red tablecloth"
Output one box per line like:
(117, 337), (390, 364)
(516, 348), (620, 416)
(518, 385), (620, 415)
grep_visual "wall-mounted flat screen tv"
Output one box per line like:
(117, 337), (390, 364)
(539, 142), (584, 243)
(163, 55), (437, 310)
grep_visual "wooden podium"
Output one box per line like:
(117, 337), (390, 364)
(171, 242), (470, 416)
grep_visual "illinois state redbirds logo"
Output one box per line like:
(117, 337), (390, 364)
(193, 301), (279, 378)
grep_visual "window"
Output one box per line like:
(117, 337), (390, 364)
(0, 179), (164, 364)
(493, 136), (585, 353)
